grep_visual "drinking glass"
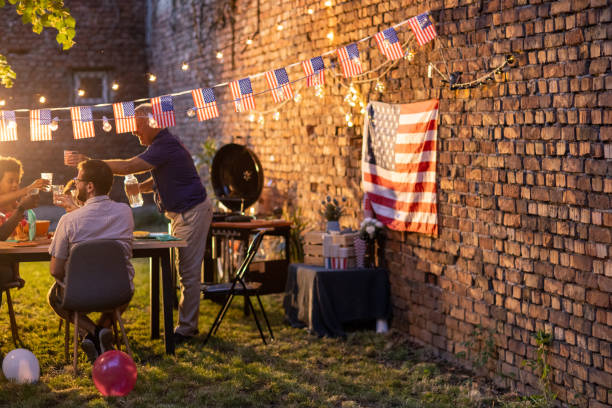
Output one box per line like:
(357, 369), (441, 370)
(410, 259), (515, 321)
(41, 173), (53, 192)
(51, 185), (64, 206)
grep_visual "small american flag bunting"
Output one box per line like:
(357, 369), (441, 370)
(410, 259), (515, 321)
(265, 68), (293, 103)
(336, 43), (363, 78)
(0, 111), (17, 141)
(70, 106), (95, 139)
(408, 12), (437, 46)
(362, 99), (439, 235)
(113, 101), (137, 134)
(30, 109), (52, 141)
(151, 95), (176, 128)
(301, 56), (325, 87)
(374, 27), (404, 61)
(229, 78), (256, 112)
(191, 88), (219, 121)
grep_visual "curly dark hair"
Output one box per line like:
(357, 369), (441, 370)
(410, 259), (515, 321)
(0, 157), (23, 182)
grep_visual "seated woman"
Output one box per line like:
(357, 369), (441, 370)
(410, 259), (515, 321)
(0, 157), (47, 291)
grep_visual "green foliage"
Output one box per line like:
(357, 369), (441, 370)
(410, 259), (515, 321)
(0, 0), (76, 88)
(192, 138), (219, 205)
(282, 203), (308, 262)
(455, 324), (496, 370)
(521, 330), (556, 408)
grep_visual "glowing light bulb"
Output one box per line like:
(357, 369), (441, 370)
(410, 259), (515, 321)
(148, 73), (157, 82)
(257, 115), (264, 126)
(50, 117), (59, 131)
(375, 80), (385, 93)
(326, 31), (334, 41)
(345, 113), (353, 127)
(405, 51), (415, 62)
(39, 96), (46, 104)
(0, 100), (5, 106)
(246, 39), (253, 45)
(77, 89), (85, 97)
(314, 84), (325, 98)
(307, 8), (314, 14)
(273, 111), (280, 121)
(111, 82), (119, 91)
(216, 51), (223, 59)
(7, 120), (16, 129)
(181, 62), (189, 71)
(187, 107), (197, 118)
(248, 113), (255, 122)
(293, 93), (302, 103)
(102, 116), (112, 132)
(325, 0), (332, 6)
(148, 113), (157, 128)
(276, 23), (283, 31)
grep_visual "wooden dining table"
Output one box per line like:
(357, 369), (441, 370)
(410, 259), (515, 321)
(0, 237), (187, 355)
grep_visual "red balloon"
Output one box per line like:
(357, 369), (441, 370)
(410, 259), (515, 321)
(92, 350), (137, 397)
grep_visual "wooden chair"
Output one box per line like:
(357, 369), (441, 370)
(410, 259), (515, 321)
(60, 239), (133, 374)
(201, 229), (274, 345)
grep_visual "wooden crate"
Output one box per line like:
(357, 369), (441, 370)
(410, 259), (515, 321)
(304, 231), (325, 266)
(303, 231), (358, 268)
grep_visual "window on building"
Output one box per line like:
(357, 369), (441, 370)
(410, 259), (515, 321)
(73, 71), (109, 105)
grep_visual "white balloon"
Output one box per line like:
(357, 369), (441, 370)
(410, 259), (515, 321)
(2, 348), (40, 384)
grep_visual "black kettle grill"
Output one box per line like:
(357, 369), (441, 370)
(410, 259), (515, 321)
(210, 143), (264, 221)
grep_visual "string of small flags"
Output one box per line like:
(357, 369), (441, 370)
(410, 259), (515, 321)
(0, 12), (438, 142)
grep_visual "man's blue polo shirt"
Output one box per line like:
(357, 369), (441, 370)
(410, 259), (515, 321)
(138, 129), (206, 213)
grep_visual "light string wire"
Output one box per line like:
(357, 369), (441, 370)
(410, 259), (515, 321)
(3, 16), (417, 122)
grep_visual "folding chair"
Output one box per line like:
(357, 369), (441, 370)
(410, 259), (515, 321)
(1, 279), (23, 347)
(201, 228), (274, 345)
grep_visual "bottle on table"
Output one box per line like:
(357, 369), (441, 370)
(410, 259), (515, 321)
(124, 174), (143, 208)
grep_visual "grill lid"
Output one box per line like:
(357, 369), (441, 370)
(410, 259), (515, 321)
(210, 143), (264, 212)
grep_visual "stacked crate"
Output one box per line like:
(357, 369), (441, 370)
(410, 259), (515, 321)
(304, 231), (357, 269)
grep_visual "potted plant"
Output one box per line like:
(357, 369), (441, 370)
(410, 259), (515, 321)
(320, 196), (346, 232)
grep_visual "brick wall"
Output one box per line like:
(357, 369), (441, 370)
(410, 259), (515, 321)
(0, 1), (148, 199)
(6, 4), (608, 405)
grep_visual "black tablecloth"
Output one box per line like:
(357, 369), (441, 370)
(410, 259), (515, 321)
(283, 263), (390, 337)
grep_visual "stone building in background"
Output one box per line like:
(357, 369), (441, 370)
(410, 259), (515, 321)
(1, 1), (611, 405)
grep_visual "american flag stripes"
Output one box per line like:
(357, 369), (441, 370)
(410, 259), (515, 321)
(337, 43), (363, 78)
(191, 88), (219, 121)
(70, 106), (95, 139)
(151, 95), (176, 128)
(408, 12), (437, 46)
(362, 100), (439, 235)
(301, 56), (325, 87)
(113, 101), (137, 134)
(0, 111), (17, 141)
(30, 109), (52, 141)
(374, 27), (404, 61)
(229, 78), (256, 112)
(265, 68), (293, 103)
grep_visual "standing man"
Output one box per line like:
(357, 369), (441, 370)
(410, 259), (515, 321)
(96, 103), (212, 344)
(48, 160), (134, 363)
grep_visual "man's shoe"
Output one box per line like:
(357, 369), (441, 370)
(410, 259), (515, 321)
(98, 328), (114, 354)
(173, 332), (193, 345)
(81, 338), (99, 364)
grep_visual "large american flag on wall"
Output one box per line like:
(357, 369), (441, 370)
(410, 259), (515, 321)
(362, 99), (439, 235)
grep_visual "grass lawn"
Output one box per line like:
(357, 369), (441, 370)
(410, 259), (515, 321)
(0, 259), (537, 407)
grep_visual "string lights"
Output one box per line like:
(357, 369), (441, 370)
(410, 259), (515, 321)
(102, 116), (112, 132)
(111, 82), (119, 91)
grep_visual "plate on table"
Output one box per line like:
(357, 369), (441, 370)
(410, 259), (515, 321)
(133, 231), (150, 239)
(9, 241), (40, 247)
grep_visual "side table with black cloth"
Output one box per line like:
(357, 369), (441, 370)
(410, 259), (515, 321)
(283, 264), (390, 338)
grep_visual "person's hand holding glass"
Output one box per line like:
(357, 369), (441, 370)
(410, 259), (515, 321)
(53, 179), (80, 212)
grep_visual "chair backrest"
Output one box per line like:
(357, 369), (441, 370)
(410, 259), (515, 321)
(61, 239), (133, 312)
(234, 229), (268, 281)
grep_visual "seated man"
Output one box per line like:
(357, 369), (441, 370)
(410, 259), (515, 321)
(47, 160), (134, 363)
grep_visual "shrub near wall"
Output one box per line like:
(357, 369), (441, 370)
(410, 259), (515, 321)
(147, 0), (611, 405)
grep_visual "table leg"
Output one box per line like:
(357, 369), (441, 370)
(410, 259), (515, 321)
(160, 251), (175, 355)
(150, 256), (160, 339)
